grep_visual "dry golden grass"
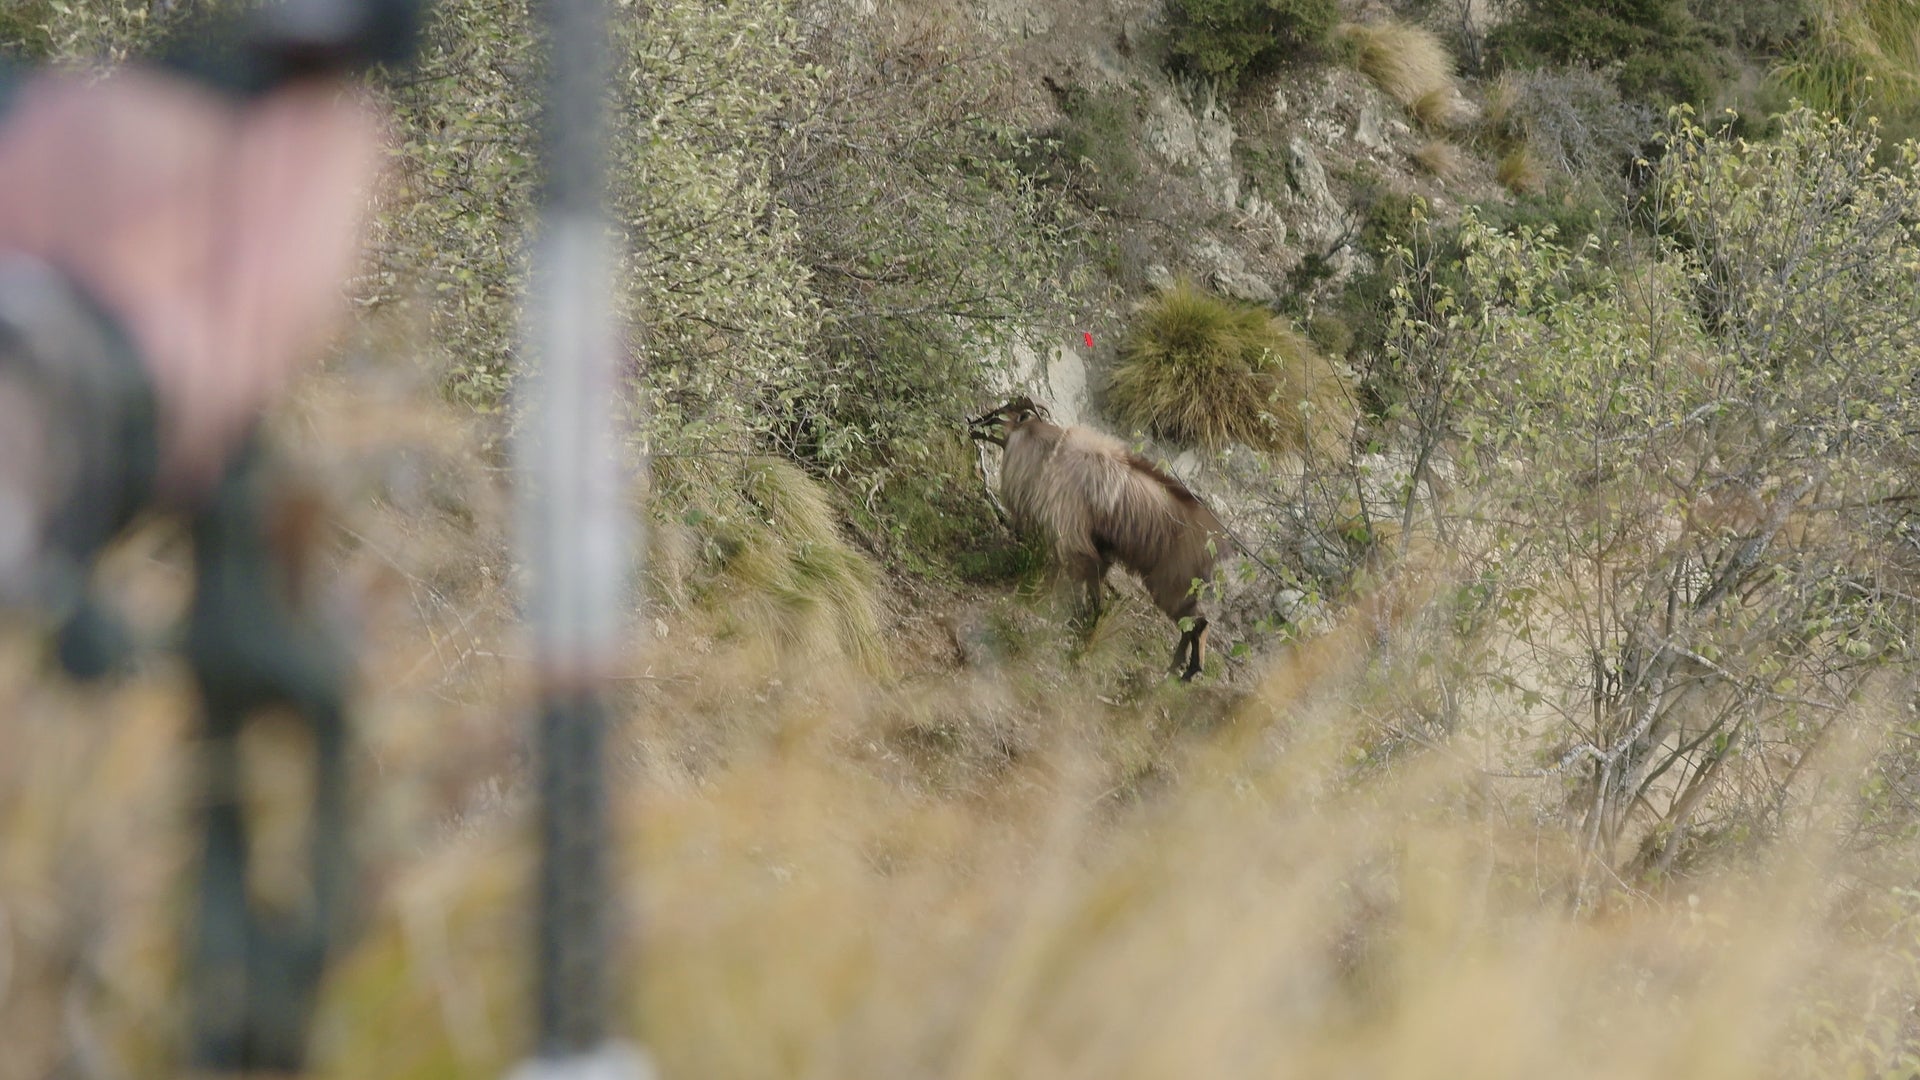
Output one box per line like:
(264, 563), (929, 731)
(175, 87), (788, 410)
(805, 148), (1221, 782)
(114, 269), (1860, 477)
(1412, 85), (1473, 130)
(1482, 71), (1521, 139)
(1412, 139), (1465, 179)
(1336, 20), (1465, 128)
(654, 455), (893, 677)
(1498, 147), (1546, 195)
(7, 339), (1920, 1080)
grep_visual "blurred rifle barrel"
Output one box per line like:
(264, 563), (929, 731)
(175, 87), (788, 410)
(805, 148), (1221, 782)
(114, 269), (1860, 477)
(511, 0), (648, 1071)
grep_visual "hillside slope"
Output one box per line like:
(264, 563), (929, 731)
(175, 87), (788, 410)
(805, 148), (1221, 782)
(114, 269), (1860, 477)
(8, 0), (1920, 1076)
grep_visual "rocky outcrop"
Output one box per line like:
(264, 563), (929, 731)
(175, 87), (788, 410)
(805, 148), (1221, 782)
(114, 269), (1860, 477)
(1284, 136), (1355, 256)
(1193, 237), (1275, 303)
(1006, 340), (1091, 427)
(1144, 81), (1239, 211)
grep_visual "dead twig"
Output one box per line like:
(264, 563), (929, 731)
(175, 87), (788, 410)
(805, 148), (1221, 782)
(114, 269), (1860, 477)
(974, 439), (1011, 526)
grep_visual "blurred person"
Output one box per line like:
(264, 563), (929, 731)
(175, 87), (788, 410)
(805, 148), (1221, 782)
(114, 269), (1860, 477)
(0, 0), (411, 626)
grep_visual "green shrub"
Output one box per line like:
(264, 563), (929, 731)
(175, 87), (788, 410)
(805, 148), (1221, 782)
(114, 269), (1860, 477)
(0, 1), (53, 57)
(1487, 0), (1731, 107)
(1688, 0), (1809, 52)
(1108, 281), (1352, 454)
(1485, 186), (1618, 251)
(775, 21), (1074, 497)
(1334, 181), (1621, 417)
(1164, 0), (1339, 90)
(0, 0), (159, 62)
(848, 433), (1046, 585)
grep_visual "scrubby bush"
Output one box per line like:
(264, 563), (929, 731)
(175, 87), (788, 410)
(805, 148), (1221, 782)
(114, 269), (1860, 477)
(1688, 0), (1809, 52)
(772, 18), (1075, 500)
(1, 0), (154, 61)
(1483, 67), (1655, 182)
(374, 0), (822, 411)
(1483, 184), (1618, 249)
(1378, 106), (1920, 880)
(1488, 0), (1731, 107)
(1306, 312), (1356, 358)
(378, 0), (1076, 585)
(1334, 19), (1464, 125)
(1108, 281), (1352, 454)
(0, 0), (54, 57)
(848, 432), (1046, 585)
(1334, 174), (1623, 421)
(1163, 0), (1339, 90)
(1037, 83), (1147, 214)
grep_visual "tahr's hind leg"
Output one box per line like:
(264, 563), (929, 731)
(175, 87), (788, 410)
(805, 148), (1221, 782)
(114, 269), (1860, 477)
(1064, 552), (1109, 635)
(1169, 617), (1210, 682)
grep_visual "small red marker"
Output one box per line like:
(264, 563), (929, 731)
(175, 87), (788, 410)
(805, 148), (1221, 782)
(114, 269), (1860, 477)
(1083, 331), (1095, 348)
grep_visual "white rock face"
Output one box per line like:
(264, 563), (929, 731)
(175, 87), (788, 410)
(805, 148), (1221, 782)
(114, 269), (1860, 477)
(1043, 345), (1090, 426)
(1353, 102), (1390, 153)
(1144, 81), (1240, 211)
(1193, 236), (1275, 303)
(1192, 94), (1239, 210)
(1236, 188), (1289, 252)
(1215, 267), (1275, 303)
(977, 0), (1051, 36)
(1006, 340), (1091, 426)
(1144, 88), (1199, 167)
(1281, 135), (1363, 286)
(1285, 136), (1348, 245)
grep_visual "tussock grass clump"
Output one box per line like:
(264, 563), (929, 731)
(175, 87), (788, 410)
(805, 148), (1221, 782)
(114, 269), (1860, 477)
(314, 580), (1920, 1080)
(1498, 147), (1546, 195)
(657, 457), (892, 675)
(1335, 20), (1464, 126)
(1771, 0), (1920, 120)
(1483, 73), (1521, 134)
(1109, 281), (1352, 455)
(1412, 139), (1465, 178)
(1412, 85), (1474, 130)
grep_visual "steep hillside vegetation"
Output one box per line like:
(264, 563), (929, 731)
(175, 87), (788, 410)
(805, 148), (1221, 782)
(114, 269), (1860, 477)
(9, 0), (1920, 1075)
